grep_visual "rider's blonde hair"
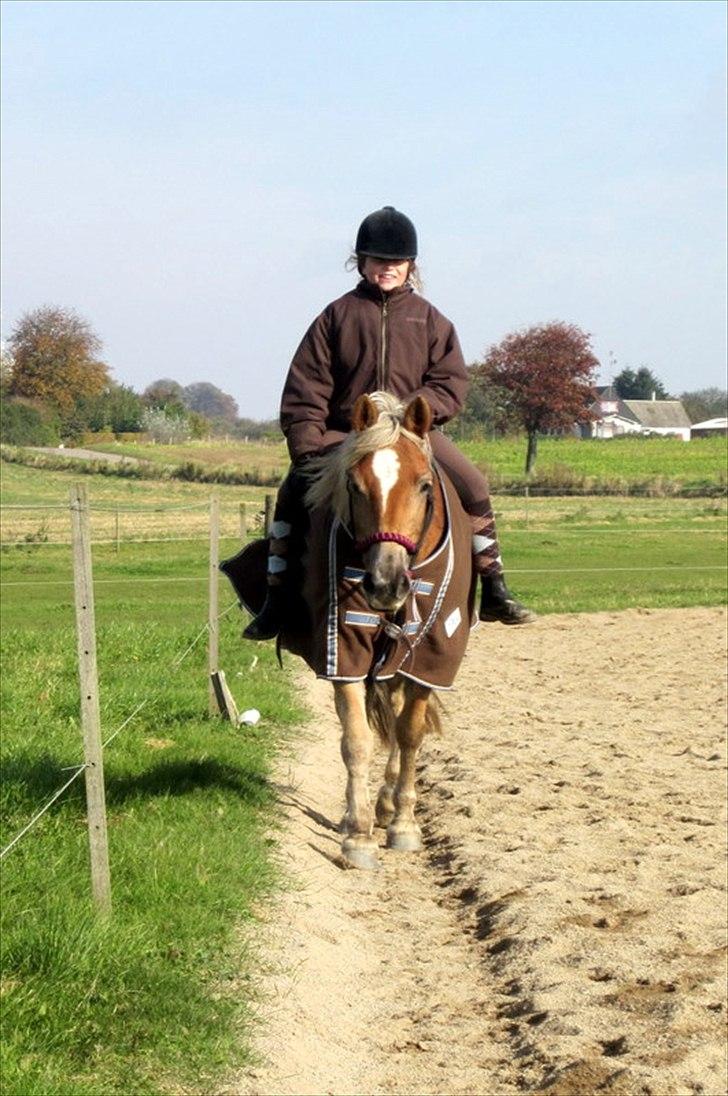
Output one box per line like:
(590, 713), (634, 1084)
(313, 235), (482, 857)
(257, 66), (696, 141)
(345, 253), (423, 292)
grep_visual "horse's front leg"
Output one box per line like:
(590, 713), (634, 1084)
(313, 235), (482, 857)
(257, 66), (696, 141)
(375, 680), (404, 827)
(387, 681), (430, 852)
(333, 681), (379, 870)
(375, 738), (399, 828)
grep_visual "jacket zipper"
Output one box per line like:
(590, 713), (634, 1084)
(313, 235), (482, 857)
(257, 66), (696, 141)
(378, 296), (389, 390)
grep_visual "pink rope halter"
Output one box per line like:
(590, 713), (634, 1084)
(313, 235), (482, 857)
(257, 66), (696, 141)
(354, 531), (419, 556)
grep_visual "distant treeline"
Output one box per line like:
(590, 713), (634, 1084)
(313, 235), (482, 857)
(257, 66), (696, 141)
(0, 305), (283, 447)
(2, 305), (725, 449)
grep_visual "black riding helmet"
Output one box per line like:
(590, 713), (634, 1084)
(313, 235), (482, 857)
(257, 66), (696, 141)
(355, 206), (418, 260)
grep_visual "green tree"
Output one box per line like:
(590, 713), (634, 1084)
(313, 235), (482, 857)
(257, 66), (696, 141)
(0, 344), (14, 394)
(73, 383), (144, 434)
(0, 399), (60, 445)
(231, 416), (282, 440)
(104, 384), (143, 432)
(182, 382), (238, 424)
(7, 306), (109, 412)
(106, 384), (145, 432)
(613, 366), (670, 400)
(142, 378), (187, 417)
(188, 411), (212, 439)
(679, 387), (727, 424)
(448, 364), (521, 439)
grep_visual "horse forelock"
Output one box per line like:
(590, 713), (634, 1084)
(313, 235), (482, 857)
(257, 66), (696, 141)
(305, 396), (432, 522)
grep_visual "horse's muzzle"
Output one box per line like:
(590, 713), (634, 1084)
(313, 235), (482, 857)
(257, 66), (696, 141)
(362, 546), (412, 611)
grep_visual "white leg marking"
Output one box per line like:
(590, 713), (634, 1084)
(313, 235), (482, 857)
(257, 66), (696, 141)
(334, 681), (379, 870)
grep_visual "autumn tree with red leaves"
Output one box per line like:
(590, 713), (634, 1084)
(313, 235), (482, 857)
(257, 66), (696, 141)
(476, 322), (599, 473)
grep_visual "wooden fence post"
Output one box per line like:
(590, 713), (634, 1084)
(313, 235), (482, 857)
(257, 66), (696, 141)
(264, 494), (274, 536)
(69, 484), (112, 916)
(208, 492), (220, 716)
(239, 502), (247, 543)
(210, 670), (240, 724)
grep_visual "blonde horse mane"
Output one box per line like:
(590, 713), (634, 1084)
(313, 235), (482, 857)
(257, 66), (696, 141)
(305, 392), (432, 523)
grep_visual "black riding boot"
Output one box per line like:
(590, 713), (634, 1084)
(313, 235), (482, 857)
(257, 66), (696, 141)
(243, 583), (286, 641)
(479, 573), (536, 625)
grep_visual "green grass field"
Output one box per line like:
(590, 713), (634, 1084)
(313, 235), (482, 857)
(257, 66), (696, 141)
(0, 534), (307, 1095)
(91, 437), (287, 479)
(0, 457), (273, 508)
(1, 456), (726, 1094)
(459, 432), (726, 485)
(84, 432), (728, 493)
(0, 460), (276, 545)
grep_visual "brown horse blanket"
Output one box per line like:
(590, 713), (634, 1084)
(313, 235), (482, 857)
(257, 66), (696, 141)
(221, 467), (477, 691)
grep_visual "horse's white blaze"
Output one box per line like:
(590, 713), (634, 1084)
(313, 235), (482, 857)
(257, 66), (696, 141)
(371, 448), (400, 514)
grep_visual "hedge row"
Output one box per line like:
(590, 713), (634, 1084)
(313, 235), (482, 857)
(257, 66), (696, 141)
(2, 444), (725, 497)
(0, 446), (283, 487)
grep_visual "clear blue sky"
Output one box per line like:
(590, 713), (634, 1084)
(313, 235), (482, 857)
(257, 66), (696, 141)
(2, 0), (726, 418)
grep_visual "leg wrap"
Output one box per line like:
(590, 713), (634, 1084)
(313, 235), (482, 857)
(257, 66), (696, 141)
(470, 507), (503, 578)
(265, 466), (312, 587)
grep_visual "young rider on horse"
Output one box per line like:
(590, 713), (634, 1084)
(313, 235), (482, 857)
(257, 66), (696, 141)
(245, 205), (535, 640)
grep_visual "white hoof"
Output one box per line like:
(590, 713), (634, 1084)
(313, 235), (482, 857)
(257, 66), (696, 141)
(386, 827), (422, 852)
(341, 838), (380, 871)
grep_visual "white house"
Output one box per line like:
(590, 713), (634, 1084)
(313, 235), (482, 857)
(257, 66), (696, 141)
(583, 387), (692, 441)
(620, 399), (692, 441)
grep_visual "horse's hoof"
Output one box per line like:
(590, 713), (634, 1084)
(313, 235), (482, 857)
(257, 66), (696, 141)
(386, 827), (422, 852)
(341, 839), (380, 871)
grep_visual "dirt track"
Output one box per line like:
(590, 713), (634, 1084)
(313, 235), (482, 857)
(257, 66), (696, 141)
(225, 608), (727, 1096)
(28, 446), (141, 463)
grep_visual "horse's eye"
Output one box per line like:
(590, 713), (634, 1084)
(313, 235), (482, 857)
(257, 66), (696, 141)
(420, 480), (433, 494)
(348, 476), (365, 496)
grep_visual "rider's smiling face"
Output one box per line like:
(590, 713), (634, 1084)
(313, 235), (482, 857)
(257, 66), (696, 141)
(361, 256), (410, 291)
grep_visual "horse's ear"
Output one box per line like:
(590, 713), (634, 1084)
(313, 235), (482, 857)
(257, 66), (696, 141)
(352, 394), (379, 432)
(403, 395), (433, 438)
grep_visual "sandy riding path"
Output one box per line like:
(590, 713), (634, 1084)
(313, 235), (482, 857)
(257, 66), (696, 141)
(226, 608), (727, 1096)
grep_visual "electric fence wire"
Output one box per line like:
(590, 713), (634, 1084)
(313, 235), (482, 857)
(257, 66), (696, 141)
(0, 599), (241, 861)
(0, 502), (218, 512)
(2, 562), (727, 589)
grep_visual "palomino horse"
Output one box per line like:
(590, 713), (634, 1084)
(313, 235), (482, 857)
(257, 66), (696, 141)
(222, 391), (475, 869)
(300, 391), (475, 869)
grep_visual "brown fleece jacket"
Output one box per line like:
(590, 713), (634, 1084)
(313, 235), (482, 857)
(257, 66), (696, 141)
(279, 280), (468, 461)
